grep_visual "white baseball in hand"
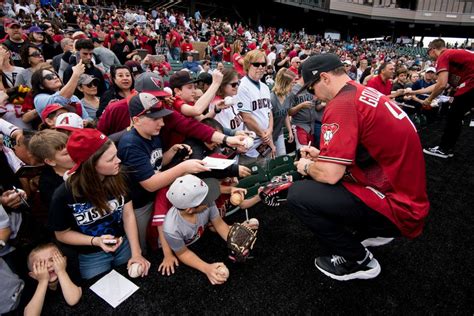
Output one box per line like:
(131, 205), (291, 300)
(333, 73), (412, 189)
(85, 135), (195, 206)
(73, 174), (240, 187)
(164, 87), (173, 95)
(128, 263), (144, 278)
(217, 265), (229, 278)
(224, 96), (234, 106)
(244, 137), (254, 149)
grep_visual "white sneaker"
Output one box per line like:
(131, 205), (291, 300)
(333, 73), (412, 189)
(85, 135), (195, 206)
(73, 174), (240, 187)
(361, 237), (394, 247)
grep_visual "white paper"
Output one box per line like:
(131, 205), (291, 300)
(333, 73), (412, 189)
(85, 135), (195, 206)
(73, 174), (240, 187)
(203, 156), (235, 170)
(89, 270), (139, 308)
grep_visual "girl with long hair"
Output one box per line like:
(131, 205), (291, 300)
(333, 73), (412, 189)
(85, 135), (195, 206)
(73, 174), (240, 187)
(270, 68), (295, 156)
(49, 129), (150, 280)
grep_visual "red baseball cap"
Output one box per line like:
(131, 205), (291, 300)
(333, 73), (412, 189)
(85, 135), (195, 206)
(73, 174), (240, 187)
(41, 104), (64, 122)
(67, 129), (108, 174)
(4, 19), (21, 28)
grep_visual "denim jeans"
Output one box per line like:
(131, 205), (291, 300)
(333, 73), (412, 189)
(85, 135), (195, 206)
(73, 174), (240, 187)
(79, 237), (131, 280)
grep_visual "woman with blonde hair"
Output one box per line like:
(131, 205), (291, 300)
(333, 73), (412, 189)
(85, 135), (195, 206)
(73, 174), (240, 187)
(232, 39), (245, 77)
(270, 68), (295, 156)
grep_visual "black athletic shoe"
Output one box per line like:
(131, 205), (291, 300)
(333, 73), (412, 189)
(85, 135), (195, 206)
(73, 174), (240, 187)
(315, 250), (381, 281)
(423, 146), (454, 158)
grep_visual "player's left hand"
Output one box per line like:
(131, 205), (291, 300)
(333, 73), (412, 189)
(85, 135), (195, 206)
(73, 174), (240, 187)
(295, 157), (313, 176)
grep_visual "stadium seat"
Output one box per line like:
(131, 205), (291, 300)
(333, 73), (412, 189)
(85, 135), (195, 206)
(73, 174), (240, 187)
(268, 155), (294, 170)
(237, 172), (268, 188)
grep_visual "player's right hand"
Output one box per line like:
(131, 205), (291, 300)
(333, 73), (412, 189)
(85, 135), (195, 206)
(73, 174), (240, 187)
(300, 145), (320, 160)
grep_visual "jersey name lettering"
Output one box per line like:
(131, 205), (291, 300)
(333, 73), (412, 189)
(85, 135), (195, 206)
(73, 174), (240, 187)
(358, 87), (383, 108)
(251, 98), (271, 111)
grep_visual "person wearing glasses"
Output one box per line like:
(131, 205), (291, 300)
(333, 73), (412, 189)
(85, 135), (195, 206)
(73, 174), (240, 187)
(14, 45), (45, 88)
(211, 69), (244, 134)
(77, 74), (100, 120)
(236, 49), (275, 165)
(288, 57), (300, 76)
(31, 60), (91, 121)
(289, 54), (429, 281)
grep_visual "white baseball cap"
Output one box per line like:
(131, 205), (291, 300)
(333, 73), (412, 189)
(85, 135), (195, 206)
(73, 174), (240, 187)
(55, 112), (84, 131)
(166, 175), (220, 209)
(425, 67), (436, 73)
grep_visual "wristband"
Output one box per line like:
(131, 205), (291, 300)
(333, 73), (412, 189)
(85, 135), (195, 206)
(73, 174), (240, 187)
(222, 135), (228, 146)
(91, 236), (96, 246)
(214, 106), (222, 114)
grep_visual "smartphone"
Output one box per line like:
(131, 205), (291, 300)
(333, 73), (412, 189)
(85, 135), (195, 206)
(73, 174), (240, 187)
(103, 238), (117, 245)
(15, 165), (44, 178)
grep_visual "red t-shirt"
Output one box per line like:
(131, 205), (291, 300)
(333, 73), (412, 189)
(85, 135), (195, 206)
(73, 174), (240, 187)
(366, 74), (392, 96)
(318, 82), (429, 239)
(435, 49), (474, 96)
(180, 42), (193, 53)
(233, 53), (245, 77)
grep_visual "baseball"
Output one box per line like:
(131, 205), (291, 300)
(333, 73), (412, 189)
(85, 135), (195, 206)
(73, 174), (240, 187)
(163, 87), (173, 95)
(230, 192), (244, 206)
(217, 265), (229, 278)
(224, 96), (234, 106)
(247, 218), (259, 229)
(243, 137), (254, 149)
(128, 263), (143, 278)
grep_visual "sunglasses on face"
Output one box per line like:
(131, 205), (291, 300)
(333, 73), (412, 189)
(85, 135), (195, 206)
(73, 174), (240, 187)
(229, 81), (240, 88)
(29, 52), (43, 58)
(84, 82), (97, 88)
(306, 77), (321, 94)
(251, 62), (266, 68)
(43, 73), (58, 81)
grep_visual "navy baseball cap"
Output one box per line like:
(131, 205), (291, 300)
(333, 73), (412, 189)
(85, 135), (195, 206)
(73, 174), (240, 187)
(297, 53), (343, 94)
(128, 92), (173, 118)
(169, 71), (199, 90)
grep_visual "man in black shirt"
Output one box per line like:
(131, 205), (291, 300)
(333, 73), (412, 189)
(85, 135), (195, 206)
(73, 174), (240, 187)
(62, 39), (106, 98)
(111, 32), (136, 65)
(2, 19), (25, 67)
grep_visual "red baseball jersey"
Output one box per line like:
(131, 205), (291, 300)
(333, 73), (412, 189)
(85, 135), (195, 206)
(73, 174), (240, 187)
(318, 81), (429, 238)
(435, 49), (474, 96)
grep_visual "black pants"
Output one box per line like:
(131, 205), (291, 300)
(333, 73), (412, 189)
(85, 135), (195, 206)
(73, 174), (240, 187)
(287, 180), (400, 261)
(440, 89), (474, 151)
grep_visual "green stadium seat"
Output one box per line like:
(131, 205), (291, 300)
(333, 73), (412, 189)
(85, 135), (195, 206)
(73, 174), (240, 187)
(268, 155), (294, 170)
(237, 173), (268, 188)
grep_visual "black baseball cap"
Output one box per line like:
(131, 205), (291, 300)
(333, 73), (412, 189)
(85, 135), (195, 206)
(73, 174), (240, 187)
(297, 53), (343, 94)
(128, 92), (173, 118)
(197, 72), (212, 85)
(169, 71), (199, 90)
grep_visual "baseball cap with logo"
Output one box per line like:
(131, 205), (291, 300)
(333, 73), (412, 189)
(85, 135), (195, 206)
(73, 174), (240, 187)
(55, 112), (84, 132)
(166, 175), (221, 209)
(297, 53), (344, 94)
(425, 67), (436, 73)
(41, 104), (64, 122)
(4, 19), (21, 28)
(128, 92), (173, 118)
(134, 72), (170, 97)
(125, 61), (144, 76)
(67, 128), (108, 174)
(169, 71), (199, 90)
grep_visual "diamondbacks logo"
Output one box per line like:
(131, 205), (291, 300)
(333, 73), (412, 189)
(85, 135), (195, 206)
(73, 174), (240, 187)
(150, 77), (162, 88)
(321, 123), (339, 145)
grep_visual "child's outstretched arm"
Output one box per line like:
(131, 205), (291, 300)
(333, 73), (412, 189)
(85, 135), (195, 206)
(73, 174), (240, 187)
(175, 246), (227, 285)
(25, 260), (49, 316)
(51, 251), (82, 306)
(210, 216), (230, 241)
(157, 225), (179, 276)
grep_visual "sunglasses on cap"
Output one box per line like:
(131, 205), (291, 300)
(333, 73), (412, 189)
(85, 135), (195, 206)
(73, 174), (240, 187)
(44, 73), (59, 81)
(251, 62), (266, 68)
(229, 81), (240, 88)
(29, 52), (43, 58)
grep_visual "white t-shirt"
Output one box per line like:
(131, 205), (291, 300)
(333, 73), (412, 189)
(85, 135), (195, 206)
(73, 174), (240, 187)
(236, 76), (272, 158)
(267, 52), (276, 66)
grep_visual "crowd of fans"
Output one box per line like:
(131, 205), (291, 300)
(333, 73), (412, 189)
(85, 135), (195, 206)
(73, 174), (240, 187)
(0, 0), (470, 314)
